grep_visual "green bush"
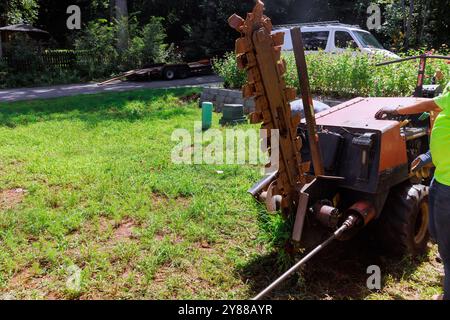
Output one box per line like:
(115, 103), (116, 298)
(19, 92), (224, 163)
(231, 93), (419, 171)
(213, 50), (450, 98)
(74, 19), (120, 79)
(212, 52), (246, 89)
(0, 35), (81, 88)
(1, 34), (46, 88)
(125, 17), (180, 68)
(0, 17), (177, 88)
(0, 59), (7, 88)
(75, 17), (178, 79)
(4, 34), (45, 72)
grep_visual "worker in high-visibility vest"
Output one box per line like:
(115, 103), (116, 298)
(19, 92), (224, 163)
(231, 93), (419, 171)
(376, 81), (450, 300)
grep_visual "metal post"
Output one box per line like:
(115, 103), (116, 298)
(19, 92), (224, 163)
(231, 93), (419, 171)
(414, 55), (427, 98)
(290, 27), (324, 176)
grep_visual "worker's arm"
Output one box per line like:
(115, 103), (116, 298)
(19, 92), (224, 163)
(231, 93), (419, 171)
(375, 99), (442, 119)
(397, 100), (442, 115)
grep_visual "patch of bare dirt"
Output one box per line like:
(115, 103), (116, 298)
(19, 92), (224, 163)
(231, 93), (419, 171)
(151, 193), (169, 208)
(6, 267), (60, 300)
(151, 264), (215, 299)
(153, 266), (174, 284)
(9, 268), (33, 288)
(0, 188), (26, 210)
(68, 216), (140, 249)
(79, 292), (110, 300)
(180, 93), (200, 103)
(155, 228), (184, 244)
(113, 219), (136, 241)
(151, 192), (191, 210)
(175, 196), (191, 208)
(98, 216), (112, 234)
(199, 240), (212, 250)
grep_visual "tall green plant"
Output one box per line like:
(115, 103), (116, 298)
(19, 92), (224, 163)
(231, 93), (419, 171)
(74, 19), (119, 78)
(0, 0), (39, 25)
(212, 52), (246, 89)
(75, 17), (176, 78)
(214, 50), (450, 98)
(126, 17), (177, 68)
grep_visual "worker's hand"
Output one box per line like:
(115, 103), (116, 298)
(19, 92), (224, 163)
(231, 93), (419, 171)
(375, 106), (399, 119)
(411, 151), (433, 172)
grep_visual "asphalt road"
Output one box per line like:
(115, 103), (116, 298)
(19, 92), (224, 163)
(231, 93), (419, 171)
(0, 75), (223, 103)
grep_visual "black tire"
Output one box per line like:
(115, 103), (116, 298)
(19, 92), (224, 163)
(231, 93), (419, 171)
(177, 67), (190, 79)
(375, 183), (430, 257)
(163, 67), (176, 80)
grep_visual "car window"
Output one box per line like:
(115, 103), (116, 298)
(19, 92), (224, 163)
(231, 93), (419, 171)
(301, 31), (329, 51)
(353, 31), (384, 49)
(335, 31), (358, 49)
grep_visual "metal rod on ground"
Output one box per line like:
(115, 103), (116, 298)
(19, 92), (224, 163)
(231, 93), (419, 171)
(252, 221), (353, 300)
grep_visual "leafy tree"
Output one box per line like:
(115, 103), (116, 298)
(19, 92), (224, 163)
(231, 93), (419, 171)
(74, 16), (174, 76)
(377, 0), (450, 51)
(6, 0), (450, 59)
(0, 0), (40, 25)
(114, 0), (129, 52)
(125, 17), (177, 67)
(74, 19), (118, 78)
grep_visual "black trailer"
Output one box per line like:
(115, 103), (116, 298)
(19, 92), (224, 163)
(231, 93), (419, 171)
(98, 59), (213, 86)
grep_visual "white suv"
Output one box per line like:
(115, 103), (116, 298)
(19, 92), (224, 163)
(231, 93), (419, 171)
(274, 21), (400, 59)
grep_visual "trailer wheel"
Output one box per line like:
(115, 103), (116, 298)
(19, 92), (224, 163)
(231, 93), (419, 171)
(375, 183), (429, 257)
(177, 67), (190, 79)
(163, 67), (176, 80)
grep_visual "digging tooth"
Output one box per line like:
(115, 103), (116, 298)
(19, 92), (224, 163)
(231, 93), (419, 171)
(271, 32), (285, 47)
(262, 16), (273, 32)
(273, 46), (282, 63)
(277, 60), (287, 76)
(230, 1), (305, 214)
(235, 38), (249, 55)
(249, 112), (263, 124)
(236, 54), (248, 70)
(285, 88), (297, 102)
(291, 114), (300, 126)
(228, 14), (245, 31)
(242, 84), (255, 98)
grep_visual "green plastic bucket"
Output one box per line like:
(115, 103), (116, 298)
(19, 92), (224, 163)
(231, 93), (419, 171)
(202, 102), (213, 130)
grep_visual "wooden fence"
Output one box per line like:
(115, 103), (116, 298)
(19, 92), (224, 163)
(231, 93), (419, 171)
(1, 50), (102, 71)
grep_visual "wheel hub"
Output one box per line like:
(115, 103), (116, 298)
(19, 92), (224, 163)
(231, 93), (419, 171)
(414, 201), (429, 244)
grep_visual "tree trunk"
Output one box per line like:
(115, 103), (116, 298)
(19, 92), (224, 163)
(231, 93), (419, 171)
(115, 0), (129, 52)
(401, 0), (406, 33)
(419, 0), (430, 46)
(109, 0), (115, 21)
(404, 0), (414, 49)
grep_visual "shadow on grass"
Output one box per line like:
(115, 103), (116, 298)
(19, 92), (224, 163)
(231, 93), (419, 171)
(0, 87), (200, 127)
(238, 228), (430, 300)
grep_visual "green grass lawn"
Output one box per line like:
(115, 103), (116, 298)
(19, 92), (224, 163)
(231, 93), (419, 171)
(0, 88), (444, 300)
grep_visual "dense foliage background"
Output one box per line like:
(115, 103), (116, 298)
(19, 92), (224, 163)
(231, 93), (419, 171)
(213, 50), (450, 98)
(0, 0), (449, 88)
(1, 0), (449, 59)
